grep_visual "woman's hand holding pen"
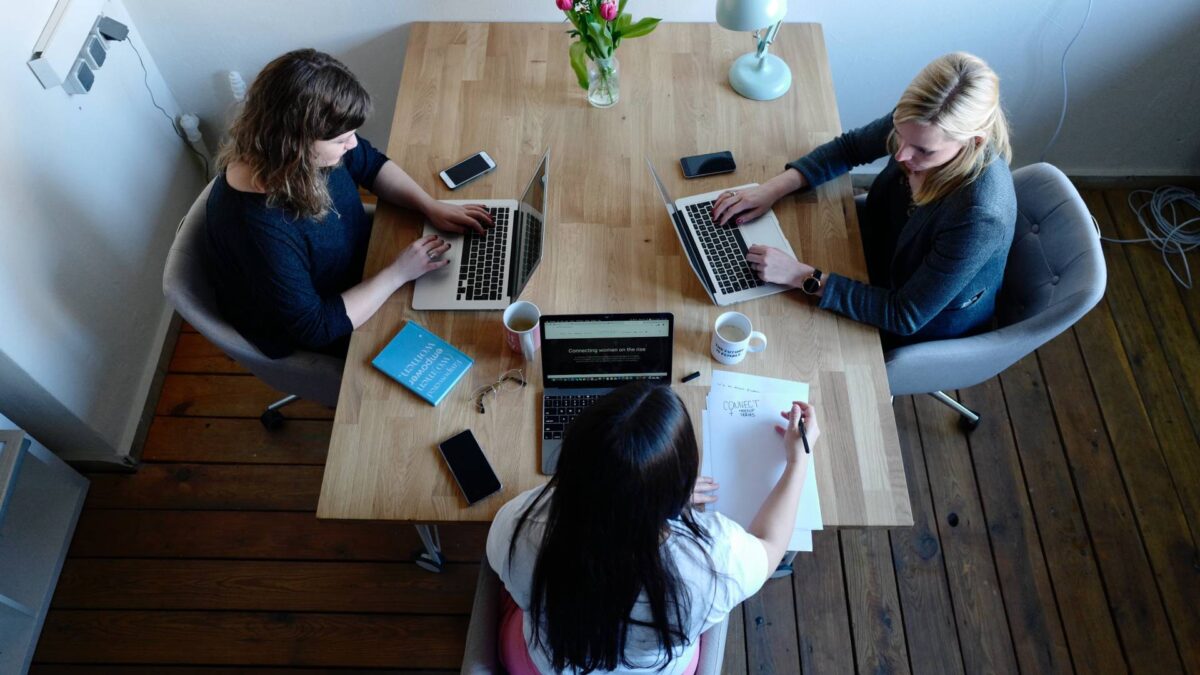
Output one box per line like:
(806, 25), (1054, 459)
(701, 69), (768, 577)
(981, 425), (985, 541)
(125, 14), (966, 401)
(775, 401), (819, 464)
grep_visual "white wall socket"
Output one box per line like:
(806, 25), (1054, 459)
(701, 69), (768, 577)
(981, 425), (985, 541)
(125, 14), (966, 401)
(28, 0), (108, 89)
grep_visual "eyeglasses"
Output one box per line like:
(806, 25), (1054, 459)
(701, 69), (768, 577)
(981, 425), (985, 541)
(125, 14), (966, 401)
(471, 369), (526, 413)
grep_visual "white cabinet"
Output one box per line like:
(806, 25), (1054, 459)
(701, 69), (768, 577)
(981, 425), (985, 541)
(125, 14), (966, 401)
(0, 430), (88, 674)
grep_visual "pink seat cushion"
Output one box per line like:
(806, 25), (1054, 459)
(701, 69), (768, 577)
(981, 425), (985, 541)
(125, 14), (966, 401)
(499, 590), (700, 674)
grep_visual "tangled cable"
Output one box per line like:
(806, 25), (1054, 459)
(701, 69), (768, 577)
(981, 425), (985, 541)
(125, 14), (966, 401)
(1098, 186), (1200, 289)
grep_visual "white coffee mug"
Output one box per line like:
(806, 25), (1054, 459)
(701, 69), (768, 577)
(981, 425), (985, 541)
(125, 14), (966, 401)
(711, 311), (767, 365)
(503, 301), (541, 362)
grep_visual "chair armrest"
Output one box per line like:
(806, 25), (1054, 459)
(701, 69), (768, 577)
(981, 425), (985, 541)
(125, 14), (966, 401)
(460, 559), (503, 674)
(885, 286), (1099, 396)
(695, 615), (730, 675)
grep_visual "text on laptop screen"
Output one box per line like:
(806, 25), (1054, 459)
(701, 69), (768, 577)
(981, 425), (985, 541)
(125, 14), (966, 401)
(543, 318), (670, 384)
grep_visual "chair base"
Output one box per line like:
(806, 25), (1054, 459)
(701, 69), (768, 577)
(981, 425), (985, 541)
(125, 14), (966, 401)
(260, 394), (300, 430)
(929, 391), (981, 432)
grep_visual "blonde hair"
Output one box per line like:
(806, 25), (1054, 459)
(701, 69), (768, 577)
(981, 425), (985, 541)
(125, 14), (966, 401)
(218, 49), (372, 220)
(888, 52), (1011, 206)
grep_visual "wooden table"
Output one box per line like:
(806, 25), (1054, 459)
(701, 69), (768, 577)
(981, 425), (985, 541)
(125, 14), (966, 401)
(318, 22), (912, 530)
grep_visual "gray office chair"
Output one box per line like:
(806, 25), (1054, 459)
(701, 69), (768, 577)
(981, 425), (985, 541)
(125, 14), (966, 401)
(461, 560), (730, 674)
(884, 162), (1106, 429)
(162, 180), (355, 427)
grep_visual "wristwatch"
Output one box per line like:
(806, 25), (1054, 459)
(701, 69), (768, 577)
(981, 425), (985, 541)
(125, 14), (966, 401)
(801, 269), (823, 296)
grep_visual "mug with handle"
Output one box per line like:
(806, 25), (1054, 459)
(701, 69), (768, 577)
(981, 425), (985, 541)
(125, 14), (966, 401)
(710, 311), (767, 365)
(503, 301), (541, 362)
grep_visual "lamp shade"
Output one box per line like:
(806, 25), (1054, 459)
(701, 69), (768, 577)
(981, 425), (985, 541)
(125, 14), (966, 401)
(715, 0), (787, 31)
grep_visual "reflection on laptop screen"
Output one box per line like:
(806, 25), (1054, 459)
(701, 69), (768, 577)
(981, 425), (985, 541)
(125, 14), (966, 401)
(542, 316), (671, 385)
(509, 151), (549, 299)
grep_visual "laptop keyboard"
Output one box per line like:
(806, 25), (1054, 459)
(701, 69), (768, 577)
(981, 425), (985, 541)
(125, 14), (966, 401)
(684, 200), (765, 295)
(542, 393), (603, 440)
(456, 207), (510, 301)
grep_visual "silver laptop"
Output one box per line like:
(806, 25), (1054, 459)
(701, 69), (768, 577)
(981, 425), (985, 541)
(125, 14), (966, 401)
(538, 313), (674, 474)
(413, 151), (549, 310)
(646, 159), (797, 306)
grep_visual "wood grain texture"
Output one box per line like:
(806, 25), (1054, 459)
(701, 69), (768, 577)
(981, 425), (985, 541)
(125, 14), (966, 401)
(142, 417), (331, 465)
(957, 378), (1071, 675)
(791, 530), (855, 674)
(156, 374), (333, 419)
(999, 355), (1126, 672)
(320, 22), (909, 527)
(886, 397), (964, 675)
(1080, 190), (1200, 537)
(34, 610), (467, 668)
(70, 510), (487, 562)
(1036, 330), (1185, 673)
(912, 394), (1018, 675)
(168, 333), (247, 374)
(842, 530), (911, 674)
(84, 463), (324, 511)
(32, 662), (453, 667)
(52, 559), (476, 614)
(742, 578), (801, 674)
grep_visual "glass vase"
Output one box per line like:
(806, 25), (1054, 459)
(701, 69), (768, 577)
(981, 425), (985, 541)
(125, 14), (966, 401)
(587, 56), (620, 108)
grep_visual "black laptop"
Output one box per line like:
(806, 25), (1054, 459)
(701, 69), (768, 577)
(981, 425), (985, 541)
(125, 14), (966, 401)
(538, 313), (674, 474)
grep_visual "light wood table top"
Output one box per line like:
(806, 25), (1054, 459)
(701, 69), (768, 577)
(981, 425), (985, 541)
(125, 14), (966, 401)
(318, 22), (912, 528)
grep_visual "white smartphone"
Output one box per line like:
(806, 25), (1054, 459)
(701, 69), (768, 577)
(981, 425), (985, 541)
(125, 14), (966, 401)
(439, 151), (496, 190)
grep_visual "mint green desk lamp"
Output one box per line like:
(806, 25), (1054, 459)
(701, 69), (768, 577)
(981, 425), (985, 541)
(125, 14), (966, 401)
(716, 0), (791, 100)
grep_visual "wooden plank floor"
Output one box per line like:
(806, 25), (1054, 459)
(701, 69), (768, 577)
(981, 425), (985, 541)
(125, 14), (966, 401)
(32, 186), (1200, 673)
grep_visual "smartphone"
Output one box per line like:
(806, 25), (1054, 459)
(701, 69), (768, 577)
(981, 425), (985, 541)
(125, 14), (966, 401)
(437, 429), (502, 505)
(680, 151), (736, 179)
(439, 151), (497, 190)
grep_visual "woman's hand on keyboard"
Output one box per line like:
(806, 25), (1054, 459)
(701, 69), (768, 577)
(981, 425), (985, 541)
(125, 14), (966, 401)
(746, 245), (813, 289)
(393, 235), (452, 285)
(425, 201), (493, 235)
(712, 184), (776, 226)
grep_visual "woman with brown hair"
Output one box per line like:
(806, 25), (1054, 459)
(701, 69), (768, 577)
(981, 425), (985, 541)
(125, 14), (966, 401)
(205, 48), (490, 358)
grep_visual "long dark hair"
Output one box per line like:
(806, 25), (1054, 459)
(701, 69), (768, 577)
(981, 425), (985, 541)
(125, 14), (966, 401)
(510, 383), (713, 672)
(218, 48), (371, 219)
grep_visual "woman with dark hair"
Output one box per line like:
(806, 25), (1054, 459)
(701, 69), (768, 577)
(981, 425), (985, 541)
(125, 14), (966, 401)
(205, 48), (491, 358)
(487, 383), (818, 674)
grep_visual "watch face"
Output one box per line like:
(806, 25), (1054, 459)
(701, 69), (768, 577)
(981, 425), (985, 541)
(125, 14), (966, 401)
(803, 276), (821, 294)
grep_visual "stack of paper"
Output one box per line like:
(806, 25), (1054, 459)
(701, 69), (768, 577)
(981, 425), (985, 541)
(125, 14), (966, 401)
(701, 370), (822, 552)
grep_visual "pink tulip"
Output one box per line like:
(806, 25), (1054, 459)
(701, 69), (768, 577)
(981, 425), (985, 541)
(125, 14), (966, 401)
(556, 0), (572, 10)
(599, 0), (618, 21)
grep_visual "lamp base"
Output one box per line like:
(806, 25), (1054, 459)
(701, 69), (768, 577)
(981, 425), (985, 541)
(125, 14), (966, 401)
(729, 52), (791, 101)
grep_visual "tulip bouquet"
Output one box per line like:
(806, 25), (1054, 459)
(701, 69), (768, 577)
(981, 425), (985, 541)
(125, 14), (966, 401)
(556, 0), (660, 107)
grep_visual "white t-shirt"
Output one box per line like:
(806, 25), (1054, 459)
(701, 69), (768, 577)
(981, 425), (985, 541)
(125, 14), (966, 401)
(486, 486), (771, 675)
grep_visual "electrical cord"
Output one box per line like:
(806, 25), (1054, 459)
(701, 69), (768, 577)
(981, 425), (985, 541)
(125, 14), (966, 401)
(1039, 0), (1093, 163)
(127, 39), (211, 177)
(1097, 187), (1200, 289)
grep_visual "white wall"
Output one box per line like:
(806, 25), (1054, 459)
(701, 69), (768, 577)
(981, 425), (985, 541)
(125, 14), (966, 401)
(0, 0), (206, 462)
(125, 0), (1200, 175)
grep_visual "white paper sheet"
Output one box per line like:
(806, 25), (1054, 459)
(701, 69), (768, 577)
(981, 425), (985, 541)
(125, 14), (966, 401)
(701, 375), (821, 552)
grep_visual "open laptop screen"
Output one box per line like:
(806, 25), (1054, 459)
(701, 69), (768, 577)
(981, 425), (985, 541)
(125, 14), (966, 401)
(540, 313), (673, 388)
(508, 150), (550, 300)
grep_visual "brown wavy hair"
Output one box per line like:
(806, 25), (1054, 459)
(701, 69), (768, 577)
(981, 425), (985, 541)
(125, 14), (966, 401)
(887, 52), (1011, 206)
(218, 49), (371, 219)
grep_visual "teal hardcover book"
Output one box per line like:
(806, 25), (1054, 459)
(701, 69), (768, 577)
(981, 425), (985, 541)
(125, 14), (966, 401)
(372, 322), (474, 406)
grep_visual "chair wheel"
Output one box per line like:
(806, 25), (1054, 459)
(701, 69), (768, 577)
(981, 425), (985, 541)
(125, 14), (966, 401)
(260, 409), (285, 430)
(959, 414), (981, 433)
(414, 550), (445, 573)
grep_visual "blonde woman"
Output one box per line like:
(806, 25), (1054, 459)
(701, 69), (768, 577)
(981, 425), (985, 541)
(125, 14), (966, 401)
(206, 49), (491, 358)
(713, 52), (1016, 345)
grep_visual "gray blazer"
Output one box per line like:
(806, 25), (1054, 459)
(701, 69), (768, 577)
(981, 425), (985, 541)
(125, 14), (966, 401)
(786, 113), (1016, 342)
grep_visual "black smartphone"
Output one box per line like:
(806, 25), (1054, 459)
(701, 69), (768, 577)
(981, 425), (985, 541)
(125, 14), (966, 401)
(439, 151), (497, 189)
(437, 430), (502, 505)
(680, 151), (736, 179)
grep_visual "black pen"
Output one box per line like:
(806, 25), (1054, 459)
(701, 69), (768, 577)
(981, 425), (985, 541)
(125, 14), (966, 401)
(681, 371), (701, 383)
(798, 416), (812, 454)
